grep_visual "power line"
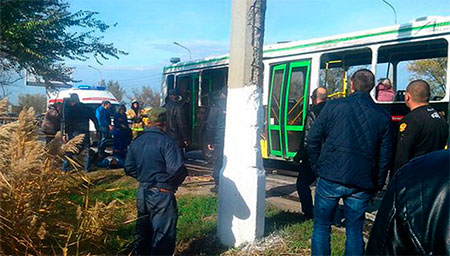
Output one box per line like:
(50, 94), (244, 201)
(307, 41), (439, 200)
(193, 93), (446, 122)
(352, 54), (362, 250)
(116, 72), (162, 82)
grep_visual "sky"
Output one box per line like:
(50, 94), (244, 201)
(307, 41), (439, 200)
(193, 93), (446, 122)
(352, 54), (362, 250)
(9, 0), (450, 103)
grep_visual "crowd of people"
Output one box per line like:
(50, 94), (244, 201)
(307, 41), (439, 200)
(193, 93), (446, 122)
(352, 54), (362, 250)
(295, 69), (448, 255)
(39, 69), (449, 255)
(40, 88), (195, 171)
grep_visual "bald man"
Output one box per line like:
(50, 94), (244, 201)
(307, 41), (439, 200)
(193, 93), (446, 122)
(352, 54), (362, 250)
(394, 80), (448, 172)
(294, 86), (328, 220)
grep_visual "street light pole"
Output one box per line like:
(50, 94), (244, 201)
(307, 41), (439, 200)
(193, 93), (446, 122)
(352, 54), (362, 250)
(87, 65), (103, 85)
(173, 42), (192, 60)
(381, 0), (398, 25)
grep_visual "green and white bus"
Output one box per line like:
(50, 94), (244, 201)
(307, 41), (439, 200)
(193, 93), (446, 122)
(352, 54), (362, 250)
(161, 16), (450, 162)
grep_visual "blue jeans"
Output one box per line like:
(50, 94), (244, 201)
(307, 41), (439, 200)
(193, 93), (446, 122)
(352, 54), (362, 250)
(312, 178), (370, 256)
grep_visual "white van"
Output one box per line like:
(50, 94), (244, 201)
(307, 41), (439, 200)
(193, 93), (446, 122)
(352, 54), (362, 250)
(47, 85), (120, 142)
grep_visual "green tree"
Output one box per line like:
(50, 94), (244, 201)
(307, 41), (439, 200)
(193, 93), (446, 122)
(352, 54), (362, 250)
(0, 0), (127, 87)
(130, 86), (161, 108)
(105, 80), (126, 102)
(407, 58), (447, 98)
(18, 94), (47, 114)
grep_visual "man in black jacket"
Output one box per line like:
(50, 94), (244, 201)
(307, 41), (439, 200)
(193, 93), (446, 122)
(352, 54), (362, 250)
(124, 107), (187, 256)
(294, 87), (327, 219)
(62, 93), (99, 171)
(165, 89), (190, 148)
(307, 69), (392, 255)
(205, 88), (227, 192)
(366, 150), (449, 255)
(394, 80), (448, 173)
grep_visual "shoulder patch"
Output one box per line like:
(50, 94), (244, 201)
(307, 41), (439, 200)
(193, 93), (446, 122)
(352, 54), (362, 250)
(399, 123), (407, 132)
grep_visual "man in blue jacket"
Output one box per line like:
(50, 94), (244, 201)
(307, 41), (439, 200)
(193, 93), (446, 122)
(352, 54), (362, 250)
(124, 107), (187, 256)
(307, 69), (392, 255)
(96, 100), (113, 160)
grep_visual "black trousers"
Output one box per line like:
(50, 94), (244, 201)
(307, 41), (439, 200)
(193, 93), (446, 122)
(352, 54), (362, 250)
(98, 126), (109, 158)
(211, 145), (224, 185)
(62, 131), (91, 171)
(134, 186), (178, 256)
(296, 157), (316, 219)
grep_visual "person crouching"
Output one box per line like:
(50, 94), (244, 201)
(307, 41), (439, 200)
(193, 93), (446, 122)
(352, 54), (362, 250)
(124, 107), (187, 256)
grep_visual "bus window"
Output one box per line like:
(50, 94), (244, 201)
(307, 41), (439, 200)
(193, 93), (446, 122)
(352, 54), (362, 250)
(320, 48), (372, 98)
(319, 65), (345, 97)
(377, 39), (448, 102)
(200, 67), (228, 106)
(397, 57), (447, 101)
(167, 75), (174, 91)
(286, 66), (307, 127)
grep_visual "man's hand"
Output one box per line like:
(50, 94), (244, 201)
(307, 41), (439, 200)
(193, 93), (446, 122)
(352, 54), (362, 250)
(183, 140), (190, 147)
(62, 134), (68, 144)
(109, 125), (113, 131)
(208, 144), (214, 151)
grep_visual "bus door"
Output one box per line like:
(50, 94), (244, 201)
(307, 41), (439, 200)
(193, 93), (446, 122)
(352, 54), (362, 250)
(268, 60), (311, 158)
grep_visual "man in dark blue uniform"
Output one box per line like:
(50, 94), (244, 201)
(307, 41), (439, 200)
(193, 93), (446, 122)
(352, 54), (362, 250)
(124, 107), (187, 256)
(394, 80), (449, 173)
(205, 87), (227, 192)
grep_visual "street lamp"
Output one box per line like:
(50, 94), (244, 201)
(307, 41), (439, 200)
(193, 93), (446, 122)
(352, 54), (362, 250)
(173, 42), (192, 60)
(381, 0), (398, 25)
(87, 65), (103, 85)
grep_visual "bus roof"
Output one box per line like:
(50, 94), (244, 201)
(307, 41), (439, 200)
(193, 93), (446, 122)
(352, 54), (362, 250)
(163, 16), (450, 74)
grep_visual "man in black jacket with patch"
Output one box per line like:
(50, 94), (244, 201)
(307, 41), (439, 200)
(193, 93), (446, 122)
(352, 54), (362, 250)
(124, 107), (187, 256)
(394, 79), (448, 173)
(366, 150), (449, 255)
(307, 69), (392, 255)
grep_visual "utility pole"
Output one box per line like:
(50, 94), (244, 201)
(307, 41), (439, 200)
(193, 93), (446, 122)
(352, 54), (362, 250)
(218, 0), (266, 247)
(87, 65), (103, 85)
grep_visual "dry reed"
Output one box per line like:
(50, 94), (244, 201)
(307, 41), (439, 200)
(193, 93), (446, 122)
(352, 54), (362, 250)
(0, 106), (123, 255)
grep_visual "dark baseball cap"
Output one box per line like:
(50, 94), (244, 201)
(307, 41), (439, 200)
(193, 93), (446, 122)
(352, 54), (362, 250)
(148, 107), (167, 123)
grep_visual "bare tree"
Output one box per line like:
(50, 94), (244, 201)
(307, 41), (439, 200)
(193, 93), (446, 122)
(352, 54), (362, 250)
(105, 80), (126, 102)
(130, 86), (161, 107)
(0, 71), (22, 99)
(319, 68), (345, 94)
(18, 94), (47, 114)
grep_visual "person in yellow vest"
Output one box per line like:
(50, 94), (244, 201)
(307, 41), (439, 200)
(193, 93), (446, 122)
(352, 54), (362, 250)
(140, 107), (153, 127)
(127, 100), (144, 139)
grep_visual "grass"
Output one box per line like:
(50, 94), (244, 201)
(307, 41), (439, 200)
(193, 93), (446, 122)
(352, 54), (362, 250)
(59, 170), (346, 255)
(264, 205), (345, 256)
(177, 195), (218, 241)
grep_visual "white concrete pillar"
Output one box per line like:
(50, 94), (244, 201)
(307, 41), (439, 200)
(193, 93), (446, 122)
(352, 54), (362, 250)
(217, 0), (266, 247)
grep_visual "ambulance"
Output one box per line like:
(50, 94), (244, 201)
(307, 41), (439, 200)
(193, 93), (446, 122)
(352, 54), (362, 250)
(47, 85), (120, 143)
